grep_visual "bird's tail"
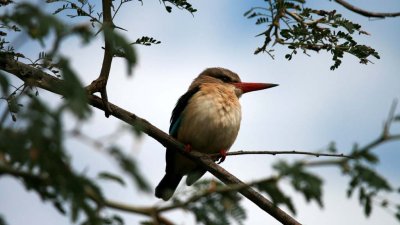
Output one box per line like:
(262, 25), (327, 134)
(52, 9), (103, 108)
(155, 173), (182, 201)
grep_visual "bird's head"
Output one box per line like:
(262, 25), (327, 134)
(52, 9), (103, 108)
(190, 67), (278, 98)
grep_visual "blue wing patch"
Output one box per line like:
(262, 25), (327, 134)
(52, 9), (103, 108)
(169, 85), (200, 138)
(169, 116), (181, 136)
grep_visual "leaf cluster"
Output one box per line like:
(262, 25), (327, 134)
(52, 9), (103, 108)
(245, 0), (380, 70)
(0, 96), (104, 224)
(0, 3), (92, 48)
(161, 0), (197, 14)
(0, 79), (149, 225)
(174, 180), (246, 225)
(344, 146), (394, 217)
(256, 160), (323, 215)
(132, 36), (161, 46)
(48, 0), (102, 28)
(107, 147), (150, 191)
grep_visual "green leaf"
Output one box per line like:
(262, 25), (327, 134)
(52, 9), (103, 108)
(103, 27), (137, 75)
(1, 3), (92, 50)
(108, 147), (150, 191)
(396, 212), (400, 222)
(364, 195), (372, 216)
(53, 201), (66, 215)
(273, 161), (323, 208)
(185, 180), (246, 225)
(140, 221), (155, 225)
(246, 3), (379, 69)
(357, 165), (391, 190)
(132, 36), (161, 46)
(98, 171), (126, 186)
(396, 205), (400, 221)
(257, 179), (296, 214)
(58, 58), (90, 119)
(0, 73), (9, 95)
(350, 148), (379, 164)
(328, 141), (337, 153)
(8, 97), (20, 113)
(162, 0), (197, 14)
(0, 214), (7, 225)
(103, 215), (124, 225)
(110, 215), (124, 225)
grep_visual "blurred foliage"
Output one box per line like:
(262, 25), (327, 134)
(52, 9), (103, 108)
(0, 3), (92, 48)
(47, 0), (102, 27)
(0, 94), (104, 224)
(0, 1), (148, 224)
(172, 180), (246, 225)
(108, 147), (150, 191)
(344, 145), (394, 217)
(103, 26), (137, 75)
(254, 161), (323, 215)
(275, 161), (323, 207)
(245, 0), (380, 70)
(251, 138), (400, 222)
(256, 178), (296, 214)
(97, 171), (127, 187)
(0, 215), (6, 225)
(1, 0), (400, 225)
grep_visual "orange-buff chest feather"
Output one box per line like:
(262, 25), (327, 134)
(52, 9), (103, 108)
(177, 83), (242, 154)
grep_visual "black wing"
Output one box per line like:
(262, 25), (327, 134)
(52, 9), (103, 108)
(169, 85), (200, 137)
(165, 85), (200, 174)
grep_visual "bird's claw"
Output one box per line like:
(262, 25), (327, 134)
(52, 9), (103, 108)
(217, 149), (227, 164)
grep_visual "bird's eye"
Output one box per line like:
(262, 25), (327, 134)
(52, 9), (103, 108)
(220, 76), (231, 83)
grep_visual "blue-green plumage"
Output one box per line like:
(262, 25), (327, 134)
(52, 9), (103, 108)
(169, 86), (200, 137)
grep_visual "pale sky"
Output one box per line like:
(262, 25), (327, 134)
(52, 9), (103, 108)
(1, 0), (400, 225)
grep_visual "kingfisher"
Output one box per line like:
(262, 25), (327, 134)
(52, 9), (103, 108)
(155, 67), (278, 201)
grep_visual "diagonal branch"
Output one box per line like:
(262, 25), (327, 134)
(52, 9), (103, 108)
(334, 0), (400, 18)
(0, 57), (302, 225)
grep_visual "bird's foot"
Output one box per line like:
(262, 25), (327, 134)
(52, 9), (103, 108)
(184, 144), (192, 153)
(217, 149), (227, 164)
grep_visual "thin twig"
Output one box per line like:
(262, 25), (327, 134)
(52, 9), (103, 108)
(334, 0), (400, 18)
(383, 98), (398, 137)
(219, 150), (352, 158)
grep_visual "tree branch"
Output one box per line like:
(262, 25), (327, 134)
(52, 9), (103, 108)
(86, 0), (114, 117)
(0, 57), (302, 225)
(334, 0), (400, 18)
(219, 150), (352, 158)
(157, 177), (278, 212)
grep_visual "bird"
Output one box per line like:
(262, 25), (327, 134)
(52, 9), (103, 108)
(155, 67), (278, 201)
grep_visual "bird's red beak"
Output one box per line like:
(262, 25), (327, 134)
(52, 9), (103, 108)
(233, 82), (278, 93)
